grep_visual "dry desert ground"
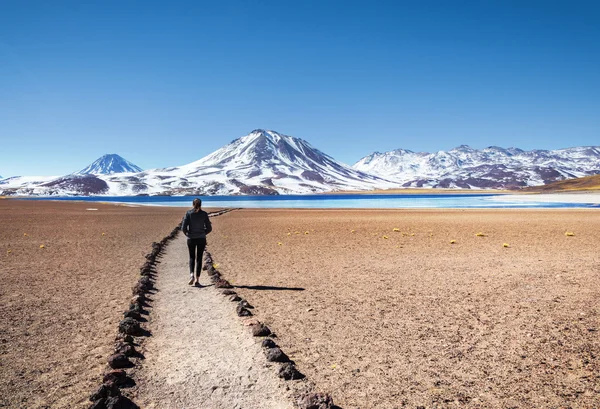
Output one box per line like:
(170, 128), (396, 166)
(208, 208), (600, 408)
(1, 201), (599, 408)
(0, 200), (184, 408)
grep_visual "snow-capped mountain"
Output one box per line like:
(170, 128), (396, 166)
(160, 129), (395, 194)
(0, 130), (396, 196)
(76, 154), (142, 175)
(353, 145), (600, 189)
(4, 132), (600, 196)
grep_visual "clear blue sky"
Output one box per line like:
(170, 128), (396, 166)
(1, 0), (598, 176)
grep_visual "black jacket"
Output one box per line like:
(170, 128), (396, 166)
(181, 210), (212, 239)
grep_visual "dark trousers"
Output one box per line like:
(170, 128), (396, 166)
(187, 237), (207, 275)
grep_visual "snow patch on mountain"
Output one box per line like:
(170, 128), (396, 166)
(353, 145), (600, 189)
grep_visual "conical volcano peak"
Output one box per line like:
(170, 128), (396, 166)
(76, 154), (142, 175)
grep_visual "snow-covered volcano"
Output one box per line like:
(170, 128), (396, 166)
(76, 154), (142, 175)
(354, 145), (600, 189)
(0, 130), (396, 196)
(164, 129), (394, 194)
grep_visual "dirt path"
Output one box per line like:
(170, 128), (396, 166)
(132, 234), (295, 409)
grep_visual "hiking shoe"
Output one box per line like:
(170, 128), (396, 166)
(188, 275), (194, 285)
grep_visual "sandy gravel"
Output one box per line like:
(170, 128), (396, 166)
(2, 201), (599, 409)
(132, 233), (296, 409)
(0, 200), (184, 408)
(208, 209), (600, 408)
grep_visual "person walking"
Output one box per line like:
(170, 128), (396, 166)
(181, 198), (212, 285)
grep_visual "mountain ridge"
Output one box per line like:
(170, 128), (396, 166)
(353, 145), (600, 189)
(0, 130), (396, 196)
(2, 132), (600, 195)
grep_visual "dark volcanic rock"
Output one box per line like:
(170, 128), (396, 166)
(123, 310), (141, 320)
(119, 318), (142, 336)
(239, 300), (254, 309)
(138, 276), (153, 290)
(297, 392), (334, 409)
(103, 370), (128, 386)
(215, 279), (233, 289)
(115, 342), (136, 357)
(116, 334), (134, 344)
(252, 324), (271, 337)
(132, 283), (146, 296)
(221, 289), (236, 296)
(279, 362), (305, 380)
(90, 382), (120, 401)
(105, 395), (138, 409)
(236, 305), (252, 317)
(89, 399), (106, 409)
(230, 294), (242, 302)
(128, 303), (143, 314)
(265, 347), (288, 362)
(130, 295), (144, 305)
(108, 353), (132, 369)
(261, 338), (277, 348)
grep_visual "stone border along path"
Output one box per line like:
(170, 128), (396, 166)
(88, 223), (181, 409)
(202, 210), (337, 409)
(86, 208), (240, 409)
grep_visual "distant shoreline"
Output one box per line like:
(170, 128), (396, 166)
(324, 188), (513, 195)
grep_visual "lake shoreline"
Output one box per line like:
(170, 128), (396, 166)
(7, 191), (600, 209)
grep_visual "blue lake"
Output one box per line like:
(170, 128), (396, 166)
(22, 194), (600, 209)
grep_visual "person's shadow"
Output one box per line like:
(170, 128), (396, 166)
(233, 285), (305, 291)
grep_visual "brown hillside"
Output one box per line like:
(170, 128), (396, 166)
(522, 174), (600, 192)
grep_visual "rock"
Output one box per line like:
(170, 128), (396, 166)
(103, 370), (128, 386)
(116, 333), (134, 344)
(119, 318), (142, 336)
(261, 338), (277, 348)
(265, 347), (288, 362)
(239, 300), (254, 309)
(236, 305), (252, 317)
(297, 392), (334, 409)
(139, 276), (152, 290)
(115, 342), (136, 357)
(215, 279), (233, 289)
(89, 400), (106, 409)
(131, 283), (146, 296)
(230, 295), (242, 302)
(279, 362), (305, 380)
(129, 303), (143, 314)
(123, 310), (141, 320)
(252, 324), (271, 337)
(105, 395), (138, 409)
(221, 289), (236, 296)
(89, 382), (120, 401)
(108, 353), (132, 369)
(130, 295), (144, 305)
